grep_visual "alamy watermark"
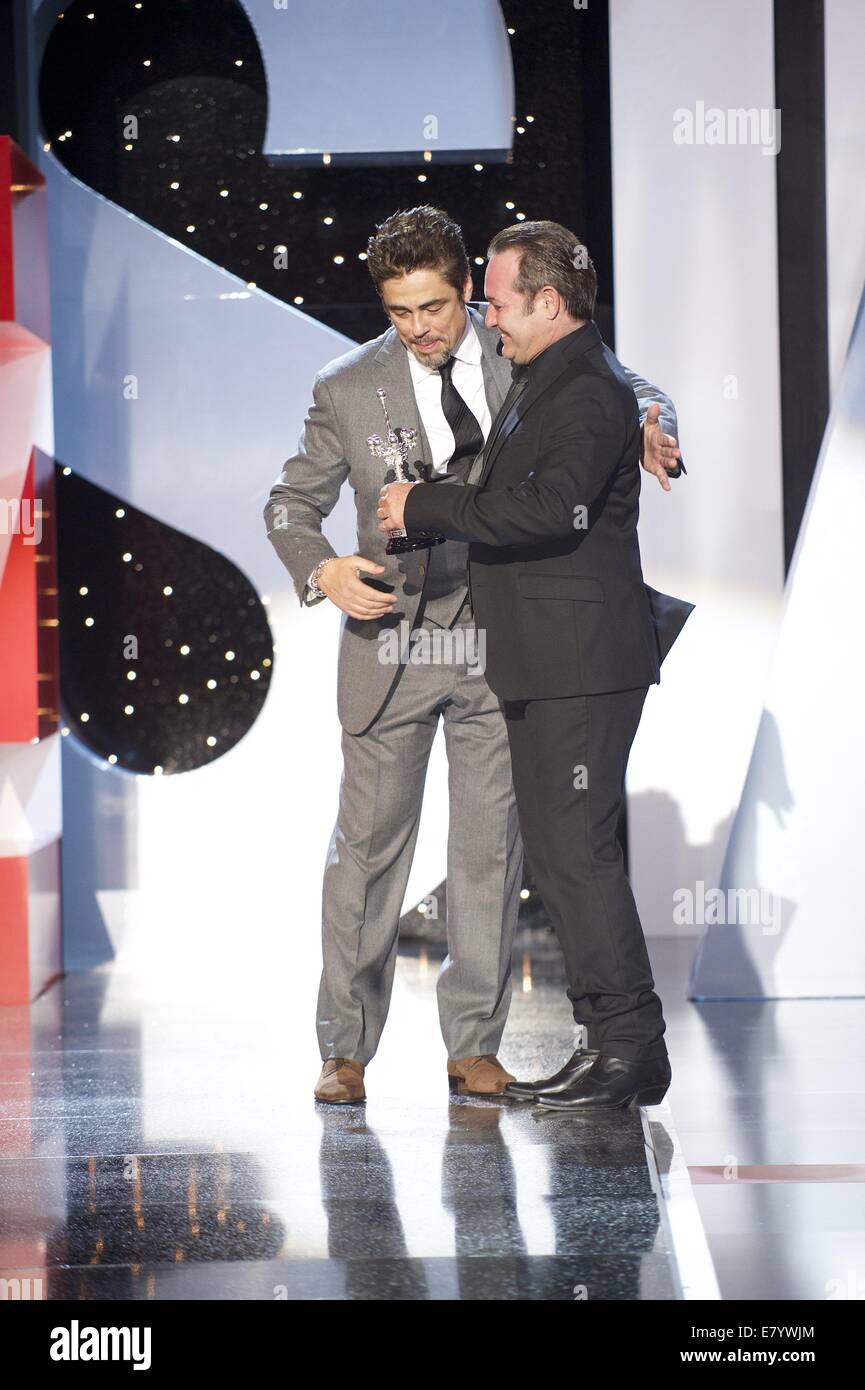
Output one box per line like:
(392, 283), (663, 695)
(378, 620), (486, 673)
(673, 880), (780, 934)
(0, 497), (42, 545)
(673, 101), (781, 156)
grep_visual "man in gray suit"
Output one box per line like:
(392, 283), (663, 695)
(263, 206), (682, 1104)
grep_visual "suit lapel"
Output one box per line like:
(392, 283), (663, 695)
(470, 307), (510, 485)
(478, 321), (601, 487)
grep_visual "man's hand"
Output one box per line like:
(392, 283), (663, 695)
(641, 402), (682, 492)
(318, 554), (397, 620)
(377, 481), (417, 534)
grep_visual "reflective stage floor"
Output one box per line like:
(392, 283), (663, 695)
(0, 940), (708, 1302)
(7, 929), (861, 1302)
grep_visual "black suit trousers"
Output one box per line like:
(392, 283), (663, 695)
(502, 686), (667, 1062)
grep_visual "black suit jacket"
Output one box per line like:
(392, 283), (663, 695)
(403, 320), (693, 701)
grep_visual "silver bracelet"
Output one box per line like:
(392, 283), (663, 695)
(307, 556), (336, 600)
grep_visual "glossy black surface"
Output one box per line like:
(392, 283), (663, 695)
(0, 948), (680, 1301)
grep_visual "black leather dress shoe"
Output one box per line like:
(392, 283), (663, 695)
(535, 1053), (671, 1111)
(504, 1048), (600, 1101)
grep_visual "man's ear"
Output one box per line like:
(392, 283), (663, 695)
(463, 273), (474, 303)
(542, 287), (562, 319)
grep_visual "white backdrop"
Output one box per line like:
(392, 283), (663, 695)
(690, 0), (865, 995)
(609, 0), (786, 936)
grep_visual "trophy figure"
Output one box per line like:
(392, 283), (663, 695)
(368, 387), (446, 554)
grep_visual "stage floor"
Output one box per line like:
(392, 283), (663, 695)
(656, 935), (865, 1301)
(0, 940), (708, 1302)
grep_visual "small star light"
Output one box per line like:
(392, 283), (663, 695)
(180, 644), (190, 655)
(115, 508), (125, 518)
(293, 191), (303, 200)
(293, 296), (304, 305)
(206, 736), (217, 747)
(124, 705), (134, 715)
(108, 754), (118, 764)
(322, 216), (333, 225)
(505, 201), (515, 210)
(220, 189), (229, 198)
(84, 617), (95, 627)
(333, 255), (344, 265)
(79, 585), (88, 595)
(206, 679), (217, 690)
(122, 552), (132, 562)
(474, 163), (484, 171)
(127, 671), (136, 681)
(417, 174), (427, 183)
(178, 693), (189, 704)
(224, 650), (235, 661)
(259, 202), (268, 211)
(474, 257), (484, 266)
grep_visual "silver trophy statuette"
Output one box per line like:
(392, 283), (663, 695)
(367, 386), (445, 554)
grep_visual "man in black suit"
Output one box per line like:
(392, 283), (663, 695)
(378, 221), (692, 1110)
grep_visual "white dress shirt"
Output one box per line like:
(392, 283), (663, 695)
(305, 311), (491, 598)
(405, 311), (492, 473)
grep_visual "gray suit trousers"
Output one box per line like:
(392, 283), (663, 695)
(316, 601), (523, 1065)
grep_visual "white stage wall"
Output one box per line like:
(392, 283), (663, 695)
(609, 0), (786, 937)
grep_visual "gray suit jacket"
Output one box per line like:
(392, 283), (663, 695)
(263, 305), (680, 734)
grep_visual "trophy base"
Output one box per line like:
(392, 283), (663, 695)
(386, 532), (446, 555)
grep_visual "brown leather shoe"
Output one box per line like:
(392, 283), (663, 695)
(314, 1057), (366, 1104)
(447, 1054), (516, 1097)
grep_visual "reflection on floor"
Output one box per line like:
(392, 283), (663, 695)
(654, 934), (865, 1301)
(0, 942), (701, 1301)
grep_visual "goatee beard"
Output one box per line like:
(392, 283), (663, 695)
(411, 342), (450, 369)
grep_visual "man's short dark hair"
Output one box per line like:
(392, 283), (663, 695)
(366, 205), (470, 299)
(486, 220), (597, 320)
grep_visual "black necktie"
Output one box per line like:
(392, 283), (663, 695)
(438, 356), (484, 481)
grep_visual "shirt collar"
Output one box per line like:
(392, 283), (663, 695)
(523, 321), (596, 379)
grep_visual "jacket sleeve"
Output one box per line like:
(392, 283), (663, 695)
(263, 371), (350, 605)
(621, 363), (686, 477)
(403, 375), (628, 548)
